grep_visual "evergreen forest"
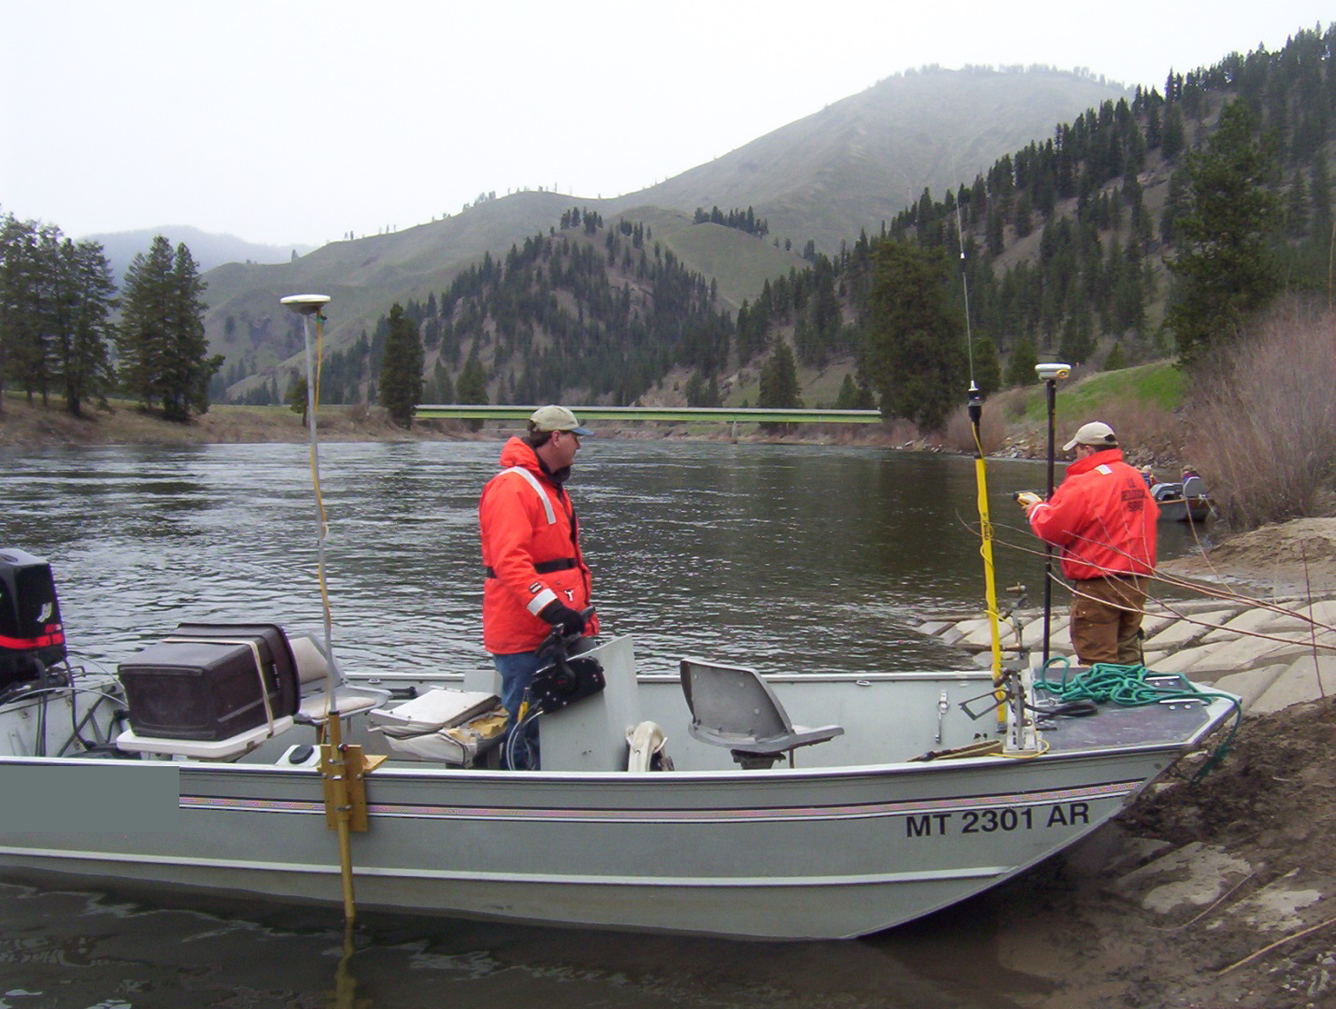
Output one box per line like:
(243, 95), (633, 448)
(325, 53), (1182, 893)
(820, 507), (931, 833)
(0, 218), (218, 422)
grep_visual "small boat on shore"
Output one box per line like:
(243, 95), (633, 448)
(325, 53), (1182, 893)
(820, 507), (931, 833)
(0, 550), (1238, 940)
(1154, 475), (1212, 524)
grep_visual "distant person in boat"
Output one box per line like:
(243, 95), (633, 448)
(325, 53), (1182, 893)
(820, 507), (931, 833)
(1020, 421), (1159, 666)
(1140, 465), (1157, 488)
(479, 405), (599, 769)
(1181, 465), (1201, 483)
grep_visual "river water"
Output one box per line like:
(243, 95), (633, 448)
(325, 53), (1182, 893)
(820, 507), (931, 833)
(0, 439), (1207, 1007)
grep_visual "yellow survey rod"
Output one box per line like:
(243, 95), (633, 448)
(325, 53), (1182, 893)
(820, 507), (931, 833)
(283, 292), (360, 925)
(967, 386), (1006, 727)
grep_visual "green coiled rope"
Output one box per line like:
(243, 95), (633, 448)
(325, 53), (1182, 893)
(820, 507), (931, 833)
(1035, 657), (1242, 781)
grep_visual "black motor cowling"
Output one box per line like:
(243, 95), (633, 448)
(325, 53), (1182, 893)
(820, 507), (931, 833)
(0, 548), (67, 689)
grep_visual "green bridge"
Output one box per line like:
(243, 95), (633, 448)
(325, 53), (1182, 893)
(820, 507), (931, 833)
(414, 405), (883, 425)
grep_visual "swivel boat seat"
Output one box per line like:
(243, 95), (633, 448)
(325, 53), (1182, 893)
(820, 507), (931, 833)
(679, 657), (843, 769)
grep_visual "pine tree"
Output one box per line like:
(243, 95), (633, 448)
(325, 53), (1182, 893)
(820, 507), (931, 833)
(427, 359), (455, 403)
(1160, 168), (1190, 244)
(1058, 309), (1095, 365)
(287, 374), (309, 424)
(985, 207), (1005, 256)
(1005, 335), (1039, 388)
(834, 372), (875, 410)
(1013, 192), (1034, 238)
(0, 216), (48, 407)
(685, 370), (722, 407)
(117, 236), (221, 421)
(0, 220), (114, 414)
(54, 238), (117, 416)
(757, 341), (802, 432)
(970, 333), (1002, 396)
(1161, 105), (1186, 161)
(378, 302), (424, 428)
(757, 341), (801, 408)
(1168, 102), (1282, 369)
(456, 348), (488, 432)
(863, 241), (966, 432)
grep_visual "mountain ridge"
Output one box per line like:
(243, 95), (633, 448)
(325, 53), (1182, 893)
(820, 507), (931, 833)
(197, 66), (1125, 394)
(81, 225), (315, 285)
(612, 67), (1127, 254)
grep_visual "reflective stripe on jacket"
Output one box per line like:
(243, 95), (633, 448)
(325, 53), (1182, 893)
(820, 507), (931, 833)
(1028, 447), (1159, 581)
(479, 437), (597, 654)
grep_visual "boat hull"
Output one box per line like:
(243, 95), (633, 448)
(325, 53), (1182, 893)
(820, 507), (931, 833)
(0, 744), (1189, 939)
(1153, 482), (1211, 523)
(1157, 497), (1211, 523)
(0, 642), (1236, 940)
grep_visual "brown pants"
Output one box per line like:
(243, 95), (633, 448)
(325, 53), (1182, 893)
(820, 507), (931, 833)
(1070, 575), (1148, 665)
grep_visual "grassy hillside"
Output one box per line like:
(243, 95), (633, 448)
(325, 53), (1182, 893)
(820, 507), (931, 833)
(646, 213), (808, 309)
(1015, 362), (1184, 424)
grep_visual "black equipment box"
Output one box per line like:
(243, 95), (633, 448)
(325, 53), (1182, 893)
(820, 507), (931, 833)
(118, 623), (299, 741)
(0, 548), (67, 690)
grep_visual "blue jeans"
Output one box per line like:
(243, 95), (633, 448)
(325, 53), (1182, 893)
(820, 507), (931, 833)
(493, 650), (543, 769)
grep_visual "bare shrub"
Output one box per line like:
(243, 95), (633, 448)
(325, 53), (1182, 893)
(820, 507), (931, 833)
(1183, 298), (1336, 529)
(1080, 398), (1181, 464)
(942, 400), (1007, 454)
(881, 417), (922, 445)
(999, 387), (1031, 420)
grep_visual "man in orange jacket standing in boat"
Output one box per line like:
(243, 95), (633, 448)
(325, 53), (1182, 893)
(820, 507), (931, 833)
(1021, 421), (1159, 666)
(480, 405), (599, 768)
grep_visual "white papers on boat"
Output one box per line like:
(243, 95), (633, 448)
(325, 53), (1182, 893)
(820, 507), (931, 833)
(367, 689), (505, 766)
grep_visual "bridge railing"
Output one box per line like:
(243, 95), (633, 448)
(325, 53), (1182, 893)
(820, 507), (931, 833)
(414, 405), (883, 425)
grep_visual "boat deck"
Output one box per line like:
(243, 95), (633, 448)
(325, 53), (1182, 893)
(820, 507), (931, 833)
(1032, 678), (1231, 753)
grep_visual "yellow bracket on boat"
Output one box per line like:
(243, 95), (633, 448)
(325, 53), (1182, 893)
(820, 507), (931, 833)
(322, 743), (377, 832)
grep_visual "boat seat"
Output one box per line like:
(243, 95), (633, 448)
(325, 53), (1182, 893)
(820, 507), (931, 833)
(117, 716), (295, 760)
(367, 689), (505, 766)
(1182, 475), (1206, 499)
(289, 635), (389, 725)
(679, 657), (843, 769)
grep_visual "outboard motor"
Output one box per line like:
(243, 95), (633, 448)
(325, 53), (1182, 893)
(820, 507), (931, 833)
(0, 548), (67, 690)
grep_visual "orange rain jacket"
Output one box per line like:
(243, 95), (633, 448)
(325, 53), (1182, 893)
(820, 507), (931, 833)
(1028, 447), (1159, 581)
(479, 437), (598, 654)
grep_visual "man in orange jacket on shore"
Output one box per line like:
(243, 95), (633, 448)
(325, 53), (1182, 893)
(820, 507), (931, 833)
(1021, 421), (1159, 665)
(479, 405), (599, 768)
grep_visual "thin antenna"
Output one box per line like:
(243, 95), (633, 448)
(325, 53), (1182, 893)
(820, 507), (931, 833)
(281, 292), (359, 928)
(955, 207), (975, 386)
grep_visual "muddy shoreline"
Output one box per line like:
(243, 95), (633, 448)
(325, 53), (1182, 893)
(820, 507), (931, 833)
(1001, 694), (1336, 1009)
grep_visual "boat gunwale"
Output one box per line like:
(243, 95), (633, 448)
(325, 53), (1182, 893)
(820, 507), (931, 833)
(0, 718), (1231, 785)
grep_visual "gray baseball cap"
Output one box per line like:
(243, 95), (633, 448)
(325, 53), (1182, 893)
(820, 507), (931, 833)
(529, 405), (593, 436)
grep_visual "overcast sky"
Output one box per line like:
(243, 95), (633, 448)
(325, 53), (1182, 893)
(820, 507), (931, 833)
(2, 1), (1331, 248)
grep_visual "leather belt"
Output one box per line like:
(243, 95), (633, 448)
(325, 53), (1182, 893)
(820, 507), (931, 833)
(485, 558), (577, 578)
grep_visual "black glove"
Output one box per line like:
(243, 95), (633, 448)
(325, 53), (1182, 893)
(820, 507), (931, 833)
(539, 601), (587, 637)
